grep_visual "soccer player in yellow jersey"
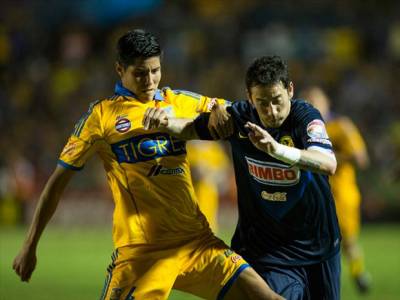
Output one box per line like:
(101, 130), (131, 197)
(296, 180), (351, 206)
(12, 29), (283, 300)
(301, 86), (371, 294)
(187, 141), (230, 232)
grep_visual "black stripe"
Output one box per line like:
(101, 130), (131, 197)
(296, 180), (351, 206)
(147, 165), (158, 177)
(125, 286), (136, 300)
(73, 99), (101, 137)
(154, 165), (162, 176)
(100, 250), (119, 300)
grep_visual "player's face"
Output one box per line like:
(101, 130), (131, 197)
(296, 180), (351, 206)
(116, 56), (161, 102)
(248, 81), (293, 128)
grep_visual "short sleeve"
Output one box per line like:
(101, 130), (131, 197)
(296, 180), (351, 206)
(294, 103), (333, 152)
(58, 101), (103, 170)
(167, 89), (227, 118)
(194, 113), (214, 140)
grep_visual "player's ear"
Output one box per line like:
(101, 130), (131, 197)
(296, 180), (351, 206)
(288, 81), (294, 99)
(246, 89), (255, 107)
(115, 62), (124, 78)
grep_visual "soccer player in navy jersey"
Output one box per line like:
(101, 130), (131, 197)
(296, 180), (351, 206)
(12, 30), (283, 300)
(143, 55), (341, 300)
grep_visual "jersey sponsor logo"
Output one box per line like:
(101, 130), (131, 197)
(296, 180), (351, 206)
(111, 133), (186, 164)
(245, 157), (300, 186)
(147, 165), (184, 176)
(279, 135), (294, 147)
(115, 118), (131, 133)
(261, 191), (287, 202)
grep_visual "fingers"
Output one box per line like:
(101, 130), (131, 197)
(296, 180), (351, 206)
(142, 108), (167, 130)
(142, 108), (152, 130)
(208, 115), (233, 139)
(217, 117), (234, 139)
(244, 122), (265, 136)
(209, 127), (220, 140)
(13, 253), (36, 282)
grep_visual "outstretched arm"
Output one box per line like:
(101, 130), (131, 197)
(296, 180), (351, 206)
(142, 102), (233, 140)
(246, 122), (336, 175)
(142, 107), (199, 139)
(13, 165), (75, 282)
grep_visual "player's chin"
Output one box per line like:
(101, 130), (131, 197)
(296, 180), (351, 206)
(262, 118), (282, 128)
(139, 92), (155, 101)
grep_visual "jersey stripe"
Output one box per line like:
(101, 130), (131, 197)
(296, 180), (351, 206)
(73, 100), (101, 137)
(172, 89), (201, 100)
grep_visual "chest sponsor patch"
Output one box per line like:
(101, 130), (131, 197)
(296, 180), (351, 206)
(261, 191), (287, 201)
(115, 118), (131, 133)
(245, 156), (300, 186)
(111, 132), (186, 164)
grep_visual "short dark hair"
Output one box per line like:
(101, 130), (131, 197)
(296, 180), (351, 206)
(117, 29), (161, 67)
(245, 56), (290, 91)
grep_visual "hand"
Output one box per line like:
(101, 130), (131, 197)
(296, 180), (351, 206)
(142, 107), (169, 130)
(208, 102), (233, 139)
(13, 246), (37, 282)
(245, 122), (277, 154)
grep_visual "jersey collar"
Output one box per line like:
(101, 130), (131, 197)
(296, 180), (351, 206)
(114, 82), (164, 101)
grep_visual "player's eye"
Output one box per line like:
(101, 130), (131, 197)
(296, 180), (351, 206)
(134, 71), (147, 77)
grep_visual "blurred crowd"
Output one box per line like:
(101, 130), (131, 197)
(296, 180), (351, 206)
(1, 0), (400, 224)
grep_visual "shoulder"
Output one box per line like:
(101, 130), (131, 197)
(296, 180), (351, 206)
(87, 96), (122, 114)
(290, 99), (323, 123)
(291, 99), (319, 115)
(229, 100), (252, 115)
(161, 87), (203, 101)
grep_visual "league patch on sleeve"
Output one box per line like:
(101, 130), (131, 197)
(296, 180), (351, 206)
(61, 141), (77, 157)
(306, 119), (332, 145)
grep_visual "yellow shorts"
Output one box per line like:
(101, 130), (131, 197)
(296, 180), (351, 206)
(100, 233), (249, 300)
(332, 184), (361, 240)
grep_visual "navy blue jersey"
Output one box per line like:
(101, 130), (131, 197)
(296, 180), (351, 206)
(194, 99), (341, 266)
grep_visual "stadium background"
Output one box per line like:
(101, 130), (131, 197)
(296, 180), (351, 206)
(0, 0), (399, 299)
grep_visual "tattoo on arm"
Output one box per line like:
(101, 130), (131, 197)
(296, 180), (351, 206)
(297, 156), (322, 173)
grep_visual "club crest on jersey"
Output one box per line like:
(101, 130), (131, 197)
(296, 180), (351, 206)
(245, 157), (300, 186)
(115, 118), (131, 133)
(279, 135), (294, 147)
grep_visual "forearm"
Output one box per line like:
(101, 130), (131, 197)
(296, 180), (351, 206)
(270, 143), (336, 175)
(165, 118), (199, 140)
(24, 169), (72, 250)
(296, 149), (337, 175)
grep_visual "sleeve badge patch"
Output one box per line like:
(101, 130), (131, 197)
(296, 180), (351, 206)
(306, 119), (329, 139)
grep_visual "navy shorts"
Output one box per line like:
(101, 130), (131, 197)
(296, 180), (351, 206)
(253, 252), (341, 300)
